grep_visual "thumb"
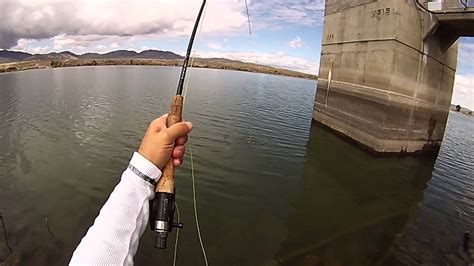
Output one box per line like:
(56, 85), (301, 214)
(164, 121), (193, 142)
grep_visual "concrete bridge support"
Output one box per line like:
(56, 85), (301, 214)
(313, 0), (462, 153)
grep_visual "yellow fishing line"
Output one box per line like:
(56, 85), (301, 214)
(173, 3), (208, 264)
(190, 147), (209, 266)
(171, 146), (208, 266)
(176, 2), (251, 264)
(173, 202), (180, 266)
(181, 5), (209, 263)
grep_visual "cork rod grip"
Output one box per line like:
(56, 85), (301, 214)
(156, 95), (184, 193)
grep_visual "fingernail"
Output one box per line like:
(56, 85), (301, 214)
(185, 121), (193, 130)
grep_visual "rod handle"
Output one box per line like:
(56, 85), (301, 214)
(156, 95), (184, 193)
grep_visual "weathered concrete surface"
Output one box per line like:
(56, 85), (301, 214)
(313, 0), (464, 153)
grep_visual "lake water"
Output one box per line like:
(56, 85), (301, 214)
(0, 66), (472, 265)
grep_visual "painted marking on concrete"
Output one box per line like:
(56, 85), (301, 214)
(371, 7), (392, 18)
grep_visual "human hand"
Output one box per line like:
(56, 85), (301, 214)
(138, 114), (193, 170)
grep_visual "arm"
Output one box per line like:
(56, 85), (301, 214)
(70, 114), (193, 265)
(70, 152), (160, 265)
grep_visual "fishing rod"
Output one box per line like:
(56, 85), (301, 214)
(149, 0), (207, 249)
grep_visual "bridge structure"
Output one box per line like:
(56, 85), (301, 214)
(313, 0), (474, 153)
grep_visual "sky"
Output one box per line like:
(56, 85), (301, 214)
(0, 0), (472, 109)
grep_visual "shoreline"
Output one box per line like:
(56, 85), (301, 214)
(0, 58), (318, 80)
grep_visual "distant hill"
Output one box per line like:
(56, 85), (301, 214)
(134, 50), (183, 59)
(0, 50), (32, 63)
(78, 52), (102, 59)
(25, 51), (78, 61)
(99, 50), (140, 59)
(0, 49), (183, 62)
(0, 49), (317, 80)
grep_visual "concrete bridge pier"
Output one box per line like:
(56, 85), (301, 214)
(313, 0), (469, 153)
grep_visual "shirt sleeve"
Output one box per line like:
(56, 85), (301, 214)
(70, 152), (161, 266)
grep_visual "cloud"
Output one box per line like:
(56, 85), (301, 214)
(31, 46), (51, 54)
(459, 40), (474, 65)
(206, 41), (222, 50)
(9, 39), (49, 54)
(1, 0), (325, 50)
(0, 0), (248, 49)
(2, 0), (324, 76)
(452, 38), (474, 110)
(249, 0), (325, 29)
(139, 46), (150, 52)
(460, 42), (474, 52)
(12, 38), (36, 51)
(452, 74), (474, 110)
(195, 50), (319, 74)
(52, 34), (107, 50)
(289, 36), (303, 48)
(96, 45), (107, 51)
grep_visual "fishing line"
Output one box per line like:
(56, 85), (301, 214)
(180, 4), (210, 265)
(190, 147), (208, 266)
(244, 0), (251, 35)
(171, 147), (208, 266)
(172, 1), (252, 264)
(0, 213), (12, 260)
(172, 203), (181, 266)
(150, 0), (205, 251)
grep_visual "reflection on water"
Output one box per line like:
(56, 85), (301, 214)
(275, 123), (436, 265)
(0, 67), (473, 265)
(390, 112), (474, 265)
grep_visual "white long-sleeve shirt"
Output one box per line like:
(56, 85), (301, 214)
(70, 152), (162, 266)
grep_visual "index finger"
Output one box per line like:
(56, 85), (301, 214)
(149, 114), (168, 132)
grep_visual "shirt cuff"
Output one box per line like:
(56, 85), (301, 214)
(129, 152), (162, 182)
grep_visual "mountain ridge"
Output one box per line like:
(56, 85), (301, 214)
(0, 49), (183, 62)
